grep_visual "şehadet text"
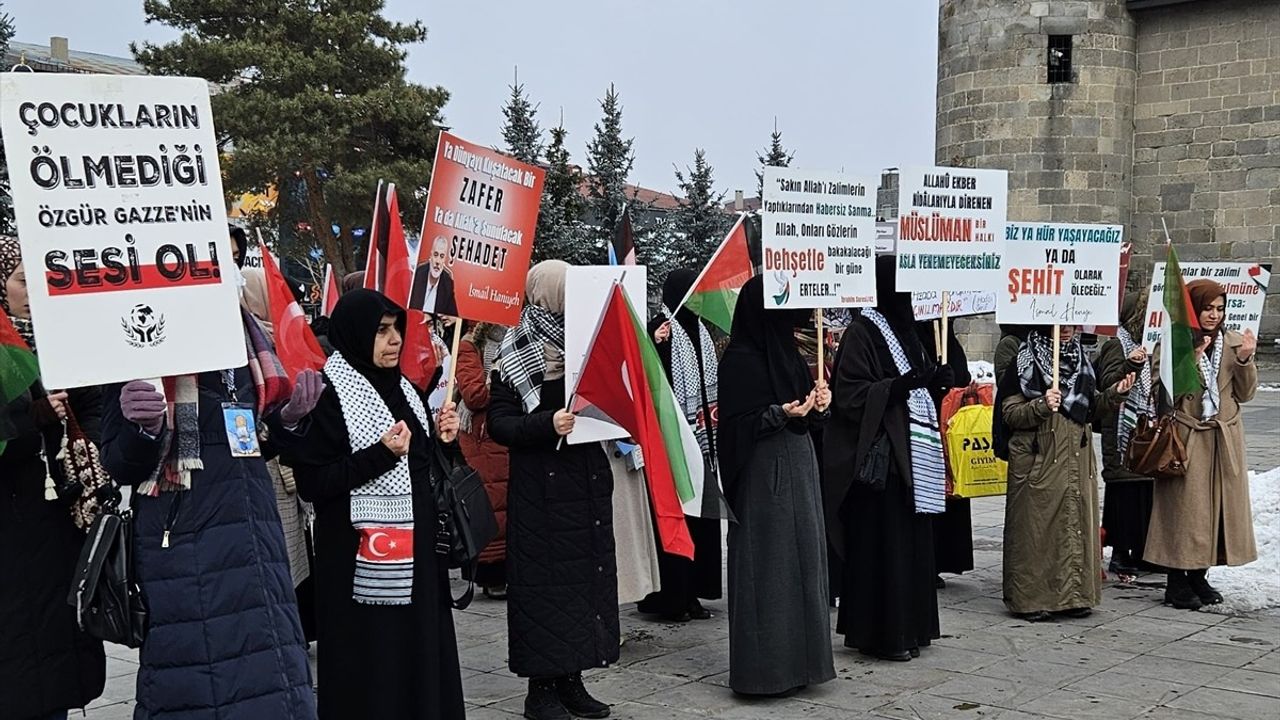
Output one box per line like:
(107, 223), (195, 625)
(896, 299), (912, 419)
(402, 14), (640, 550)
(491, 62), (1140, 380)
(44, 237), (224, 296)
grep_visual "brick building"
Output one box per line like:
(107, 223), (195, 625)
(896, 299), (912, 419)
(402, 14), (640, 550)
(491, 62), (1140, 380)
(936, 0), (1279, 354)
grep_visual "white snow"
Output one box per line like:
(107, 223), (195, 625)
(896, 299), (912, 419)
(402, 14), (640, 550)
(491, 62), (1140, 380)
(1203, 466), (1280, 614)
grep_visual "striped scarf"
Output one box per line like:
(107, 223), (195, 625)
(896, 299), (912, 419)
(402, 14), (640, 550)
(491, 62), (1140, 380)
(1116, 327), (1153, 454)
(862, 309), (946, 514)
(496, 304), (565, 412)
(664, 306), (718, 456)
(138, 311), (291, 496)
(326, 352), (431, 605)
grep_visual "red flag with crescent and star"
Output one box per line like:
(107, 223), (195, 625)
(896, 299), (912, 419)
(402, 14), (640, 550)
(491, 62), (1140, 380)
(357, 527), (414, 563)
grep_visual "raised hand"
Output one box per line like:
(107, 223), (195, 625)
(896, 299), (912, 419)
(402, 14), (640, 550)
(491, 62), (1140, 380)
(1126, 346), (1148, 364)
(783, 390), (817, 418)
(120, 380), (166, 435)
(381, 420), (412, 457)
(653, 321), (672, 344)
(1114, 371), (1136, 395)
(1194, 335), (1213, 360)
(437, 401), (460, 444)
(1240, 328), (1257, 361)
(280, 369), (326, 426)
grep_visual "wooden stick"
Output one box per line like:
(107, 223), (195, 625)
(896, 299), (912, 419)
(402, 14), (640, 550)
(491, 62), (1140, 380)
(932, 319), (942, 361)
(443, 317), (464, 406)
(816, 310), (826, 386)
(940, 291), (950, 366)
(1052, 324), (1061, 389)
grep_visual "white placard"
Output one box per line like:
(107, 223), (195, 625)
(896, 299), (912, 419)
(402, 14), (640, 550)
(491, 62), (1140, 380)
(875, 221), (897, 254)
(0, 74), (245, 388)
(912, 290), (997, 321)
(997, 222), (1124, 326)
(1141, 262), (1271, 350)
(895, 166), (1007, 292)
(564, 265), (648, 445)
(761, 166), (877, 309)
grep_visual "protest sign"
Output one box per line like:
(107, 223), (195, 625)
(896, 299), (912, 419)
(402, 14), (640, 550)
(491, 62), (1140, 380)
(1141, 262), (1271, 350)
(0, 74), (245, 388)
(875, 221), (897, 254)
(761, 166), (877, 309)
(895, 167), (1007, 292)
(564, 265), (648, 445)
(997, 222), (1124, 326)
(1082, 242), (1133, 337)
(413, 131), (545, 325)
(912, 290), (997, 321)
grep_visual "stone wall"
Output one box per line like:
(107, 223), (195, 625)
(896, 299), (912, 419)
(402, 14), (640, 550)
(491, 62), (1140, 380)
(1129, 0), (1280, 335)
(936, 0), (1138, 357)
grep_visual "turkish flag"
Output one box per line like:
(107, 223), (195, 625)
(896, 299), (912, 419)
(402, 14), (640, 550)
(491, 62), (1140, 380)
(259, 243), (326, 378)
(357, 526), (414, 563)
(321, 263), (340, 317)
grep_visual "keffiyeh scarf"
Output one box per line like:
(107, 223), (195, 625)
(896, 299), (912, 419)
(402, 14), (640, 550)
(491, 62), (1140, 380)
(863, 309), (946, 515)
(1199, 331), (1224, 420)
(496, 304), (565, 412)
(138, 311), (291, 496)
(1116, 327), (1153, 454)
(327, 352), (432, 606)
(1017, 330), (1096, 425)
(664, 306), (718, 456)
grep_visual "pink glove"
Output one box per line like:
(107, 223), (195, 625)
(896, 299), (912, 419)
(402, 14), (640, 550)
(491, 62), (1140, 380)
(279, 369), (326, 427)
(120, 381), (166, 436)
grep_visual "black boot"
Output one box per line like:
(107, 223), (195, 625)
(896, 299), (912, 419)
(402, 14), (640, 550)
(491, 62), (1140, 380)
(1164, 571), (1203, 611)
(555, 672), (610, 719)
(524, 679), (571, 720)
(1187, 569), (1223, 605)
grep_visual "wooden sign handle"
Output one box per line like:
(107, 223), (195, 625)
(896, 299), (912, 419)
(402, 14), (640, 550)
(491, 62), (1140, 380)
(940, 291), (950, 366)
(1052, 324), (1061, 389)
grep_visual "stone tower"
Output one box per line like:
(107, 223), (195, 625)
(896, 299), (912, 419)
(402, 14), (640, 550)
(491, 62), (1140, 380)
(936, 0), (1138, 353)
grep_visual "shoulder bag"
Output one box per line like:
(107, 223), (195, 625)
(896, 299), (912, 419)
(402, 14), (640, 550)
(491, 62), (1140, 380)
(67, 501), (148, 648)
(1125, 413), (1187, 480)
(430, 442), (498, 610)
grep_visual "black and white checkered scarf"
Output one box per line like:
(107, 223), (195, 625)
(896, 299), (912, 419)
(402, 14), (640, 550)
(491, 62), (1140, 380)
(1017, 330), (1095, 425)
(664, 305), (718, 456)
(496, 304), (565, 412)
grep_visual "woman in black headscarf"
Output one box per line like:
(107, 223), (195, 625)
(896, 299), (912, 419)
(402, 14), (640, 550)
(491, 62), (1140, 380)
(826, 255), (956, 661)
(638, 269), (723, 621)
(718, 275), (834, 696)
(284, 289), (465, 720)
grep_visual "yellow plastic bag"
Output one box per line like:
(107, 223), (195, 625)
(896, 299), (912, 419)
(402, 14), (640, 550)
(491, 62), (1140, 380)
(945, 403), (1007, 498)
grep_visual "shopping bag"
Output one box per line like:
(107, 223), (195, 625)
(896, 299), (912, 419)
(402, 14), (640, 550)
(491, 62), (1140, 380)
(945, 403), (1007, 498)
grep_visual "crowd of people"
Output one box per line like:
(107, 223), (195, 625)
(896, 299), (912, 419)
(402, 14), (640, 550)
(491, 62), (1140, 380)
(0, 231), (1262, 720)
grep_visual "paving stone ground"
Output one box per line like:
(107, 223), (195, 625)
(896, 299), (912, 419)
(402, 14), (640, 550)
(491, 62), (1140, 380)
(84, 389), (1280, 720)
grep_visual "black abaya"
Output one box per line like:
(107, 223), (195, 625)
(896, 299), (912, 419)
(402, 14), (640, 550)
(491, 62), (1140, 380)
(286, 290), (464, 720)
(917, 321), (975, 576)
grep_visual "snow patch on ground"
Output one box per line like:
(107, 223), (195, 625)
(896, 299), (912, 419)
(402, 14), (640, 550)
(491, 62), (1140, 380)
(1204, 466), (1280, 614)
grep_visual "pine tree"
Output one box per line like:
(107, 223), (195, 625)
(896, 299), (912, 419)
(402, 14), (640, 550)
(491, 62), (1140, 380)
(500, 71), (542, 164)
(133, 0), (449, 275)
(671, 149), (729, 269)
(584, 84), (635, 236)
(756, 119), (795, 201)
(0, 4), (16, 235)
(532, 123), (596, 265)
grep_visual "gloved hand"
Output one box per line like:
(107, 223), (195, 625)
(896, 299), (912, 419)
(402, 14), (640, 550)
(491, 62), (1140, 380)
(120, 381), (166, 436)
(889, 369), (929, 399)
(930, 365), (957, 394)
(280, 369), (326, 427)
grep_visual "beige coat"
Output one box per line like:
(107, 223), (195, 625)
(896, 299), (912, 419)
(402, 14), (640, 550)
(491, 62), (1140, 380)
(1145, 331), (1258, 569)
(1001, 385), (1122, 614)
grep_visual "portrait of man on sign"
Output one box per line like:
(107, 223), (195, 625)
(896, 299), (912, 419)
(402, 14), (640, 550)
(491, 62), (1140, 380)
(410, 234), (458, 317)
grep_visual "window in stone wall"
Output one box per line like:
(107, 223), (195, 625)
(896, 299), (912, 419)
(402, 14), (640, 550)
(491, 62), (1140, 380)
(1048, 35), (1073, 83)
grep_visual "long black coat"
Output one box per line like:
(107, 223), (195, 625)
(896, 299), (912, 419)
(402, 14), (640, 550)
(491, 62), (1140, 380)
(0, 386), (106, 720)
(488, 376), (620, 678)
(99, 370), (316, 720)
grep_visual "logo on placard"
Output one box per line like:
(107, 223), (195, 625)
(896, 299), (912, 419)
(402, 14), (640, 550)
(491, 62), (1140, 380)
(771, 271), (791, 306)
(122, 304), (166, 348)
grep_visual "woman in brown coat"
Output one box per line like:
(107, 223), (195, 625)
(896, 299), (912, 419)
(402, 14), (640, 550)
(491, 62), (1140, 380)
(996, 325), (1132, 621)
(1147, 279), (1258, 610)
(455, 322), (510, 599)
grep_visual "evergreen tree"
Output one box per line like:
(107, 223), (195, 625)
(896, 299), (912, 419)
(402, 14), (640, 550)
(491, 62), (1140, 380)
(756, 119), (795, 201)
(133, 0), (449, 275)
(0, 4), (16, 235)
(532, 123), (596, 265)
(500, 72), (542, 164)
(584, 84), (635, 236)
(670, 149), (729, 269)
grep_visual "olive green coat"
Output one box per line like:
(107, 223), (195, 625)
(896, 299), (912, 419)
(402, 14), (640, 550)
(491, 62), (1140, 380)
(1001, 385), (1124, 614)
(1096, 338), (1151, 484)
(1145, 331), (1258, 570)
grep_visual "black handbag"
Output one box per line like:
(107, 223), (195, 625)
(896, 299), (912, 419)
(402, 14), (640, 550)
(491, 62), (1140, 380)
(67, 504), (148, 648)
(856, 432), (891, 492)
(430, 443), (498, 610)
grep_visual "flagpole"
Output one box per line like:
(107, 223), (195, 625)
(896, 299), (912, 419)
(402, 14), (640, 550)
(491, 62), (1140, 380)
(815, 310), (825, 386)
(940, 291), (950, 366)
(932, 319), (942, 361)
(1052, 324), (1061, 389)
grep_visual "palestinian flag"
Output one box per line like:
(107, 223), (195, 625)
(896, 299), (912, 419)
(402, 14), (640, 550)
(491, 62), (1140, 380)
(1159, 244), (1204, 402)
(609, 204), (636, 266)
(320, 263), (340, 317)
(259, 243), (327, 379)
(0, 314), (39, 455)
(571, 283), (697, 559)
(677, 214), (755, 333)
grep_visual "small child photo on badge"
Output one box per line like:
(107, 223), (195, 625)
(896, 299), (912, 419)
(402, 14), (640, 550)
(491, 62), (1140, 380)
(223, 405), (261, 457)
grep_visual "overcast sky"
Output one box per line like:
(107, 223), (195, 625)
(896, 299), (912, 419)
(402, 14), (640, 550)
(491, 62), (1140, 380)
(5, 0), (940, 196)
